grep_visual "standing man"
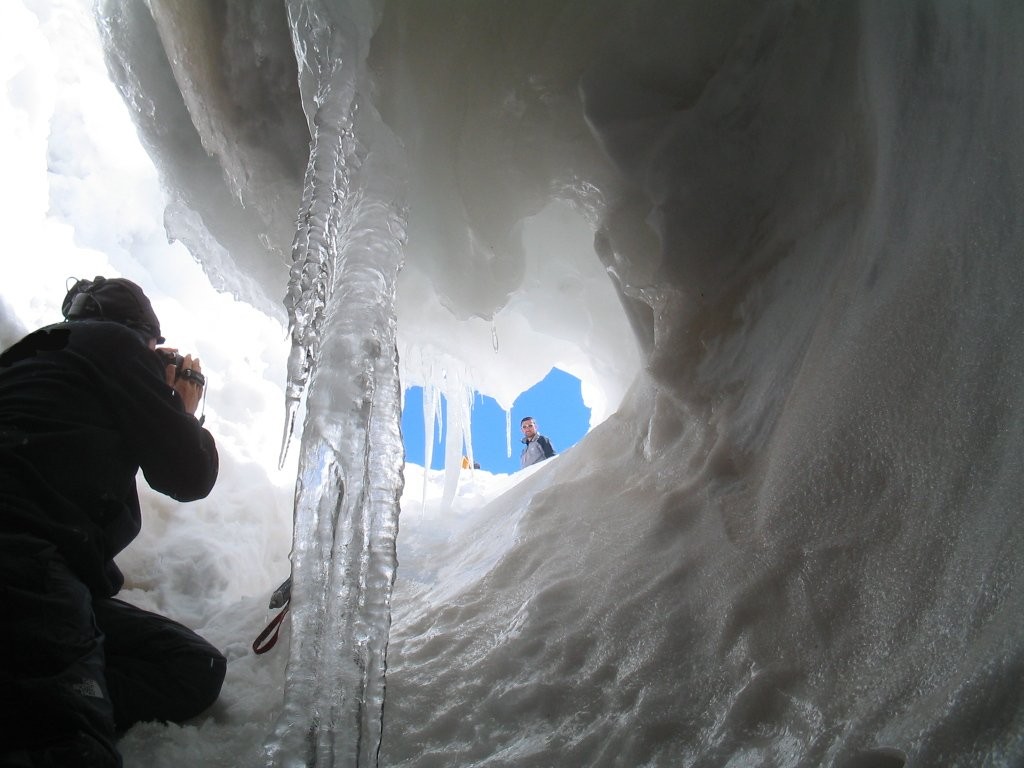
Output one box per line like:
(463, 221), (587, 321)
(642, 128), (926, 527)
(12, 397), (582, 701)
(520, 416), (556, 468)
(0, 276), (224, 767)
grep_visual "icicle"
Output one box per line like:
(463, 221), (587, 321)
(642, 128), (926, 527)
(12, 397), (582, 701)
(420, 381), (441, 503)
(440, 396), (460, 508)
(439, 375), (473, 509)
(278, 346), (307, 468)
(431, 379), (444, 445)
(417, 378), (445, 506)
(491, 322), (499, 352)
(505, 406), (513, 458)
(265, 1), (407, 766)
(464, 392), (477, 472)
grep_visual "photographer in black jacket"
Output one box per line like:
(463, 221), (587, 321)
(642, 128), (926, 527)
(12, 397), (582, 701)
(0, 277), (224, 767)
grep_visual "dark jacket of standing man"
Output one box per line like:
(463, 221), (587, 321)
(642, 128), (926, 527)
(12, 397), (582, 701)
(0, 277), (224, 767)
(520, 416), (555, 468)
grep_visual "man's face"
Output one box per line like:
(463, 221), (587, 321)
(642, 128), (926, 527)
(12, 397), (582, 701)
(521, 420), (537, 439)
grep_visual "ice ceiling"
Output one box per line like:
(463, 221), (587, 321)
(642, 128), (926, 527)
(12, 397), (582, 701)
(97, 0), (651, 422)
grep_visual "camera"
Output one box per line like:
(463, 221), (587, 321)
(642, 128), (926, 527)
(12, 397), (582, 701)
(157, 349), (207, 387)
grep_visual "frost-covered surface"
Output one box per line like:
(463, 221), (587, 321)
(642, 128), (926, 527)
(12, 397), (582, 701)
(5, 0), (1024, 766)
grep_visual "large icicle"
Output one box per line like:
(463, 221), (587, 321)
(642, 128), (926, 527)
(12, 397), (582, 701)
(267, 1), (406, 766)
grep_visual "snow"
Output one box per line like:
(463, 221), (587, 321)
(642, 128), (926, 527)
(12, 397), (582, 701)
(2, 1), (1024, 766)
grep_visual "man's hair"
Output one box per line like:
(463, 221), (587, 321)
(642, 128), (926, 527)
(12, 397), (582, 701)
(520, 416), (535, 425)
(62, 276), (164, 343)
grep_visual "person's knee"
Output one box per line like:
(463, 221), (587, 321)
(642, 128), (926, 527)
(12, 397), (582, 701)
(188, 647), (227, 717)
(94, 599), (227, 728)
(162, 632), (227, 720)
(107, 641), (226, 730)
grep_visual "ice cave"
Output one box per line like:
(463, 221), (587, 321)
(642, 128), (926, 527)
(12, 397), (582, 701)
(8, 0), (1024, 766)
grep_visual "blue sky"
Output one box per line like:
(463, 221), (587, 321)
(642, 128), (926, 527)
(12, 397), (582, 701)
(401, 368), (591, 474)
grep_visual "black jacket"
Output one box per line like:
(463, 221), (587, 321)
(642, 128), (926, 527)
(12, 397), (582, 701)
(0, 320), (218, 596)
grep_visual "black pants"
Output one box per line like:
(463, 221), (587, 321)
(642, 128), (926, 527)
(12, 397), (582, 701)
(0, 535), (227, 767)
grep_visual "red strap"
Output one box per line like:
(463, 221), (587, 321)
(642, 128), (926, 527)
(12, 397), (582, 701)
(252, 603), (290, 655)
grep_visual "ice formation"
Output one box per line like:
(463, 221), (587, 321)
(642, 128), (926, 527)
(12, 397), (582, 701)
(267, 0), (407, 764)
(96, 1), (1023, 766)
(103, 0), (406, 763)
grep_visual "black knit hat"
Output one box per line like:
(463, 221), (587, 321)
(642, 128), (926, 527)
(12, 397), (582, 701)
(62, 276), (164, 343)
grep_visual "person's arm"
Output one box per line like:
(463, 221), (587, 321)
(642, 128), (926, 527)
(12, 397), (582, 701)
(540, 435), (556, 458)
(104, 331), (218, 501)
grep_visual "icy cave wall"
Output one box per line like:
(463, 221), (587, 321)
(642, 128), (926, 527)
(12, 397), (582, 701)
(97, 0), (646, 417)
(98, 1), (1024, 765)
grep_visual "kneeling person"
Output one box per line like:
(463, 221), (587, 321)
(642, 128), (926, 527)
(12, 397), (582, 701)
(0, 277), (224, 766)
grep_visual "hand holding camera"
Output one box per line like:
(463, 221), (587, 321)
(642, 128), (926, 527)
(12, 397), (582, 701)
(157, 349), (206, 387)
(157, 348), (206, 416)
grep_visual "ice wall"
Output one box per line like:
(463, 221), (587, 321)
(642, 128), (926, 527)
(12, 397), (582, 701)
(98, 0), (1024, 765)
(97, 0), (307, 319)
(381, 4), (1024, 765)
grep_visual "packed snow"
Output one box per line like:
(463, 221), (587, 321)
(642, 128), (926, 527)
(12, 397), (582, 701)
(2, 1), (1023, 767)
